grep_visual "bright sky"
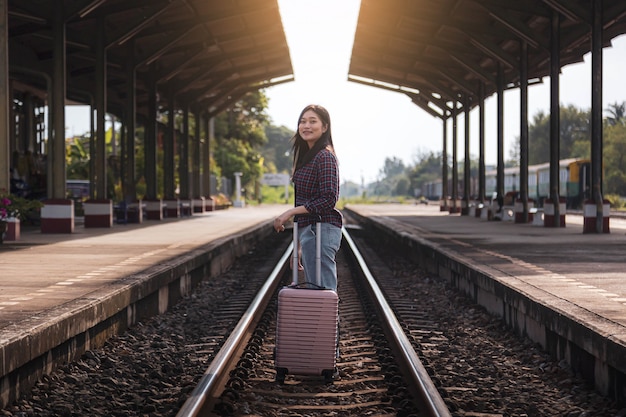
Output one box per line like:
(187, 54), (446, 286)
(65, 0), (626, 186)
(265, 0), (626, 185)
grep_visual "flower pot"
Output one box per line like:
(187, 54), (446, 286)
(0, 218), (20, 243)
(0, 220), (6, 243)
(5, 217), (20, 241)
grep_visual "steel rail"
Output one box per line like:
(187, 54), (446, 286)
(341, 226), (452, 417)
(177, 226), (451, 416)
(175, 239), (292, 417)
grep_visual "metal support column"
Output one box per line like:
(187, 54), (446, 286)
(179, 105), (190, 200)
(24, 93), (35, 152)
(94, 16), (107, 199)
(145, 76), (158, 200)
(549, 9), (561, 226)
(520, 41), (530, 223)
(496, 64), (504, 206)
(478, 83), (485, 204)
(463, 98), (470, 215)
(204, 116), (213, 197)
(591, 0), (605, 233)
(0, 0), (8, 191)
(50, 3), (67, 199)
(164, 93), (176, 200)
(441, 115), (448, 210)
(193, 108), (201, 198)
(451, 105), (458, 214)
(118, 116), (125, 196)
(89, 100), (95, 199)
(125, 40), (137, 202)
(110, 116), (117, 156)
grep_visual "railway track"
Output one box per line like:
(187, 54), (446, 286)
(177, 225), (450, 416)
(4, 219), (618, 416)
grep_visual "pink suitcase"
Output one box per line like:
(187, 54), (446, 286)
(274, 221), (339, 384)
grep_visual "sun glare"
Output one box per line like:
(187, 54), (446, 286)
(276, 0), (360, 85)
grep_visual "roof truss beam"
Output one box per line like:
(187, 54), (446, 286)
(540, 0), (592, 25)
(478, 4), (549, 51)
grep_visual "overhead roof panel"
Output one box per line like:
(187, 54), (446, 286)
(7, 0), (293, 118)
(349, 0), (626, 116)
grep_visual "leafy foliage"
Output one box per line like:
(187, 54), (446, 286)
(525, 105), (591, 165)
(374, 102), (626, 201)
(213, 91), (272, 200)
(263, 124), (294, 174)
(604, 122), (626, 195)
(0, 189), (43, 221)
(258, 184), (294, 204)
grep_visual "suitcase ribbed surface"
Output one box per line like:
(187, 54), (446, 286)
(275, 287), (338, 375)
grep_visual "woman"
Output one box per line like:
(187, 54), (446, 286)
(273, 104), (342, 291)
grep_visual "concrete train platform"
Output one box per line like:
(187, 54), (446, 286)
(0, 204), (291, 407)
(343, 203), (626, 404)
(2, 202), (625, 406)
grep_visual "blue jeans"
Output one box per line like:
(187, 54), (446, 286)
(298, 222), (342, 291)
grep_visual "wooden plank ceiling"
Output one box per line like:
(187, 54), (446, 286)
(8, 0), (293, 119)
(349, 0), (626, 118)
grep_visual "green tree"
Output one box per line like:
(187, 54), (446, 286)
(264, 124), (294, 174)
(407, 150), (443, 195)
(381, 157), (405, 178)
(213, 91), (271, 199)
(66, 135), (90, 179)
(606, 102), (626, 126)
(394, 176), (410, 196)
(604, 122), (626, 195)
(216, 91), (270, 148)
(524, 105), (590, 164)
(368, 157), (410, 197)
(214, 138), (262, 192)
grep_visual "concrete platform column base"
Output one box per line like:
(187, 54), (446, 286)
(127, 201), (143, 223)
(205, 197), (216, 212)
(193, 197), (205, 213)
(4, 217), (20, 241)
(544, 198), (566, 227)
(583, 200), (610, 233)
(180, 200), (193, 216)
(41, 199), (75, 233)
(475, 203), (484, 218)
(514, 199), (535, 224)
(84, 199), (113, 228)
(164, 199), (180, 218)
(145, 200), (163, 220)
(460, 200), (469, 215)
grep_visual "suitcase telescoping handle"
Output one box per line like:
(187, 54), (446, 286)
(292, 222), (298, 285)
(315, 221), (321, 285)
(292, 220), (322, 287)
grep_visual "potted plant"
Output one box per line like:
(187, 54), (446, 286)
(0, 189), (43, 242)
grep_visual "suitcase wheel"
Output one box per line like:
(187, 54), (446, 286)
(275, 368), (287, 385)
(322, 369), (335, 384)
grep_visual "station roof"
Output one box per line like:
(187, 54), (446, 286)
(8, 0), (293, 119)
(348, 0), (626, 118)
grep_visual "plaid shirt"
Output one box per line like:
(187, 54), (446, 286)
(293, 148), (343, 228)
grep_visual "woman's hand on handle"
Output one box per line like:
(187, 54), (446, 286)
(273, 215), (287, 233)
(273, 206), (309, 233)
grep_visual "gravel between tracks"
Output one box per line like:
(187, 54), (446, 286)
(351, 226), (625, 417)
(3, 223), (625, 417)
(2, 232), (289, 417)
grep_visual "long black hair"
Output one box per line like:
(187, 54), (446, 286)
(291, 104), (336, 173)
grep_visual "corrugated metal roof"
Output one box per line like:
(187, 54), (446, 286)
(8, 0), (293, 118)
(349, 0), (626, 117)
